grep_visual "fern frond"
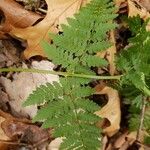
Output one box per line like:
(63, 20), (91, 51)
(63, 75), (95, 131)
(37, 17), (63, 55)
(42, 0), (117, 74)
(129, 103), (150, 136)
(24, 78), (101, 149)
(23, 0), (118, 149)
(117, 16), (150, 96)
(23, 83), (54, 106)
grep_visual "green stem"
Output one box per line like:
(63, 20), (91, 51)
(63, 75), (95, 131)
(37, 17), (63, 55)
(0, 68), (122, 80)
(143, 86), (150, 97)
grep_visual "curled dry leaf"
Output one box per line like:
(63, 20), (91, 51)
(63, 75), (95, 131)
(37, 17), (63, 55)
(0, 0), (42, 39)
(95, 85), (121, 137)
(1, 120), (50, 146)
(0, 110), (50, 149)
(11, 0), (88, 59)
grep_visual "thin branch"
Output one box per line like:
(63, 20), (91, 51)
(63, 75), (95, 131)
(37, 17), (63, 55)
(38, 8), (47, 13)
(0, 139), (32, 148)
(136, 96), (147, 141)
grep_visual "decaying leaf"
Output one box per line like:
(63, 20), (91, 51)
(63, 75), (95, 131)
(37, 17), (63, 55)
(2, 120), (50, 145)
(114, 132), (128, 149)
(10, 0), (88, 59)
(139, 0), (150, 11)
(95, 85), (121, 137)
(0, 109), (50, 149)
(0, 115), (10, 150)
(102, 136), (108, 150)
(128, 0), (150, 19)
(0, 60), (59, 118)
(0, 0), (42, 38)
(106, 31), (117, 75)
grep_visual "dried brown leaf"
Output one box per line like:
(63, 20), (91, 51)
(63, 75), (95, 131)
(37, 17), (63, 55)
(0, 115), (10, 150)
(128, 0), (150, 18)
(114, 132), (129, 148)
(0, 0), (42, 38)
(139, 0), (150, 11)
(11, 0), (88, 59)
(128, 0), (150, 30)
(95, 85), (121, 137)
(0, 110), (50, 149)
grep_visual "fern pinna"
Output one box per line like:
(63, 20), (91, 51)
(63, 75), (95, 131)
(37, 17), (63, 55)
(117, 16), (150, 143)
(117, 16), (150, 96)
(24, 0), (117, 149)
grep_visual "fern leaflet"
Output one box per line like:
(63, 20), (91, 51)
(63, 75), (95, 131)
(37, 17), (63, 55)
(42, 0), (117, 74)
(24, 78), (101, 150)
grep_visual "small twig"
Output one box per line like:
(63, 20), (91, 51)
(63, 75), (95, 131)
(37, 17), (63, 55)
(0, 139), (32, 148)
(38, 8), (47, 13)
(32, 137), (50, 148)
(135, 141), (150, 150)
(136, 96), (147, 141)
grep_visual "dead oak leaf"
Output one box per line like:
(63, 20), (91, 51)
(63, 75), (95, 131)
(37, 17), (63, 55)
(10, 0), (87, 59)
(0, 0), (42, 39)
(128, 0), (150, 30)
(128, 0), (150, 18)
(95, 85), (121, 137)
(114, 0), (126, 7)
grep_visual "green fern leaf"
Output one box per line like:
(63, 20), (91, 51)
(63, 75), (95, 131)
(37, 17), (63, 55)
(42, 0), (117, 74)
(24, 0), (117, 149)
(25, 78), (101, 149)
(117, 16), (150, 96)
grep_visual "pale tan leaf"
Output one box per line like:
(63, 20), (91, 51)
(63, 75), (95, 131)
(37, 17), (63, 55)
(10, 0), (88, 59)
(114, 0), (126, 6)
(0, 61), (59, 118)
(95, 85), (121, 137)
